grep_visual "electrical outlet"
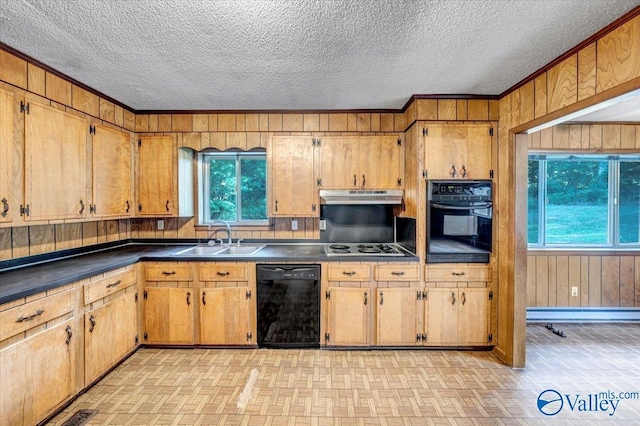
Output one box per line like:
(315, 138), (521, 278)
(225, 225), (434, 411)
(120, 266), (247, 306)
(291, 219), (298, 231)
(319, 220), (326, 231)
(157, 219), (164, 230)
(571, 286), (578, 297)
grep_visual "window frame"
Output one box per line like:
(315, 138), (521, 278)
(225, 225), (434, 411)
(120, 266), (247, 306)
(528, 153), (640, 249)
(198, 150), (268, 226)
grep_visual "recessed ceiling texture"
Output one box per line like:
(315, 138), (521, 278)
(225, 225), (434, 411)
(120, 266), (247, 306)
(0, 0), (638, 111)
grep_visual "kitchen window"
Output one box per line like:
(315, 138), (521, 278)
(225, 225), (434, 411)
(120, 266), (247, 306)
(528, 154), (640, 247)
(198, 150), (268, 224)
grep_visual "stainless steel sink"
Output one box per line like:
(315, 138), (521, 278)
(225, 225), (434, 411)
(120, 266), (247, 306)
(173, 245), (265, 256)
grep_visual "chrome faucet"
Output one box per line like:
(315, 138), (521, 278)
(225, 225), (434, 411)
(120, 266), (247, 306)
(207, 220), (232, 246)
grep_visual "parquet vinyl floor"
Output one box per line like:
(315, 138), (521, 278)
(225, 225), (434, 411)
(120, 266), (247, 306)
(47, 323), (640, 425)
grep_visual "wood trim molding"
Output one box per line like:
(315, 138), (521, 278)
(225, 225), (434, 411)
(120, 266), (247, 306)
(500, 5), (640, 97)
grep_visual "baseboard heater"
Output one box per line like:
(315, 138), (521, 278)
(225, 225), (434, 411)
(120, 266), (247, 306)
(527, 307), (640, 323)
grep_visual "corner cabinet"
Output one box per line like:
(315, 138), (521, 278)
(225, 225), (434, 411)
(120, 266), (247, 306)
(91, 124), (134, 218)
(24, 100), (88, 221)
(423, 123), (493, 180)
(318, 135), (403, 189)
(0, 88), (15, 226)
(269, 135), (318, 216)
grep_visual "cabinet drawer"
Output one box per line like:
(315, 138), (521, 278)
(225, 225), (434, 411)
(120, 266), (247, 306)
(0, 290), (74, 341)
(425, 265), (491, 282)
(327, 265), (371, 282)
(84, 268), (137, 305)
(374, 265), (420, 281)
(145, 264), (193, 281)
(199, 264), (247, 281)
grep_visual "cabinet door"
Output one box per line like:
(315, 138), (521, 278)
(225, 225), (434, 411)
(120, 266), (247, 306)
(376, 288), (419, 346)
(85, 292), (138, 385)
(144, 287), (194, 344)
(0, 88), (15, 225)
(425, 288), (458, 345)
(424, 124), (492, 180)
(92, 124), (133, 217)
(138, 135), (175, 216)
(318, 136), (360, 189)
(327, 287), (369, 346)
(361, 136), (401, 189)
(24, 101), (87, 220)
(270, 136), (317, 216)
(457, 288), (490, 345)
(0, 319), (76, 426)
(200, 287), (251, 345)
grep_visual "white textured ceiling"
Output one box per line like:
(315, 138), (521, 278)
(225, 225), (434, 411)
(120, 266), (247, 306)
(0, 0), (638, 111)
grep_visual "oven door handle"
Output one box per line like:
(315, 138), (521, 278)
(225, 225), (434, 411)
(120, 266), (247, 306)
(431, 202), (492, 210)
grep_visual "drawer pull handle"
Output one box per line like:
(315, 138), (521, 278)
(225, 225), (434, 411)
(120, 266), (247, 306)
(451, 291), (456, 305)
(391, 271), (405, 276)
(364, 292), (368, 305)
(89, 315), (96, 332)
(1, 198), (8, 217)
(65, 325), (73, 345)
(106, 280), (122, 288)
(186, 291), (191, 306)
(202, 292), (206, 305)
(79, 199), (85, 214)
(16, 309), (44, 323)
(451, 272), (465, 276)
(162, 271), (176, 276)
(216, 271), (230, 276)
(461, 291), (466, 305)
(342, 271), (356, 276)
(165, 200), (170, 212)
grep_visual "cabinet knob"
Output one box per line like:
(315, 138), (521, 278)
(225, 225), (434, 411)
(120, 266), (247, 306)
(1, 198), (8, 217)
(379, 291), (383, 305)
(275, 200), (278, 212)
(364, 292), (368, 306)
(126, 200), (130, 213)
(460, 165), (467, 178)
(186, 291), (191, 306)
(342, 271), (356, 276)
(451, 291), (456, 305)
(461, 291), (466, 305)
(165, 200), (170, 212)
(202, 292), (206, 305)
(65, 325), (73, 345)
(353, 174), (357, 186)
(362, 174), (365, 187)
(449, 165), (457, 178)
(79, 199), (85, 214)
(89, 315), (96, 333)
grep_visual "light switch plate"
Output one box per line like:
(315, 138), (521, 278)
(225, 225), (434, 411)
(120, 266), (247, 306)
(571, 286), (578, 297)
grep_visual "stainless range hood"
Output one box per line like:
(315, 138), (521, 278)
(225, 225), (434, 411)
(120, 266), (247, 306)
(319, 189), (403, 205)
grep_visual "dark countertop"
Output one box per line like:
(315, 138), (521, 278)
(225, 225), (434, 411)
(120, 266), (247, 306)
(0, 242), (419, 305)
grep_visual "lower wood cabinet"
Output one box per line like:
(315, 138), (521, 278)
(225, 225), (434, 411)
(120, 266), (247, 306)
(376, 287), (419, 346)
(425, 288), (491, 346)
(200, 287), (252, 345)
(144, 287), (195, 345)
(1, 318), (77, 426)
(326, 287), (369, 346)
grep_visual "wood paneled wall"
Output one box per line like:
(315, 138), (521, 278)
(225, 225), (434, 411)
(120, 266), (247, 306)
(496, 12), (640, 366)
(528, 254), (640, 308)
(529, 123), (640, 149)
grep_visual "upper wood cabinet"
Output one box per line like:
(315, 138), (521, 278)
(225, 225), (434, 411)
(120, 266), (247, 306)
(0, 88), (14, 226)
(423, 123), (493, 180)
(24, 101), (88, 221)
(91, 124), (133, 218)
(269, 135), (318, 216)
(318, 135), (402, 189)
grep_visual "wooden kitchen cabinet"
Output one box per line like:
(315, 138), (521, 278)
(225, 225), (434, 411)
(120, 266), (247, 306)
(326, 287), (369, 346)
(376, 287), (419, 346)
(1, 319), (77, 426)
(91, 124), (134, 218)
(24, 100), (88, 221)
(137, 135), (175, 216)
(143, 287), (195, 344)
(269, 135), (318, 216)
(318, 135), (402, 189)
(0, 88), (15, 226)
(425, 287), (491, 346)
(424, 123), (493, 180)
(84, 291), (137, 385)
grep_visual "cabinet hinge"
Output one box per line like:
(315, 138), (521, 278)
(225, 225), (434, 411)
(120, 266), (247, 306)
(416, 333), (426, 342)
(135, 335), (139, 345)
(246, 290), (252, 300)
(143, 332), (148, 341)
(138, 139), (142, 148)
(397, 178), (402, 186)
(89, 125), (96, 134)
(423, 128), (428, 136)
(312, 204), (316, 212)
(89, 204), (96, 214)
(423, 291), (428, 300)
(489, 169), (494, 179)
(316, 138), (321, 147)
(20, 101), (29, 114)
(317, 178), (322, 186)
(312, 137), (321, 147)
(143, 290), (148, 300)
(489, 127), (494, 137)
(422, 170), (428, 179)
(488, 333), (493, 343)
(397, 138), (402, 146)
(20, 204), (30, 217)
(417, 291), (422, 301)
(489, 290), (493, 301)
(325, 332), (330, 343)
(325, 291), (330, 300)
(135, 292), (138, 303)
(247, 332), (253, 342)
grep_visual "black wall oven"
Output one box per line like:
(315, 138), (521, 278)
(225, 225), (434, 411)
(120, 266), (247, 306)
(427, 180), (492, 263)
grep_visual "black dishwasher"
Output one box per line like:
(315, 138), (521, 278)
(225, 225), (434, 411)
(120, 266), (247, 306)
(256, 264), (320, 348)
